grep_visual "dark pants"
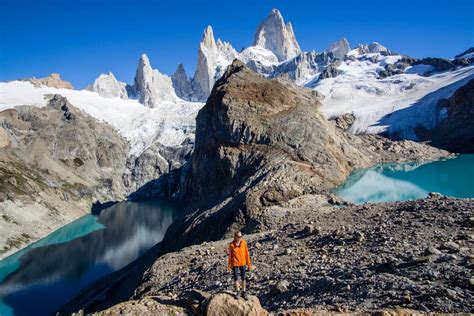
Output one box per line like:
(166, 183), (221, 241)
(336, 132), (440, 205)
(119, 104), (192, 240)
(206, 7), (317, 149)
(232, 265), (246, 282)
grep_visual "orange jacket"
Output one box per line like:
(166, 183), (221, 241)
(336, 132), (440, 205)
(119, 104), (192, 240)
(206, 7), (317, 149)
(228, 239), (251, 269)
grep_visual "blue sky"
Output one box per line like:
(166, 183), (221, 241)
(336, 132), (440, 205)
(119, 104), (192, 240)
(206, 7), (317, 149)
(1, 0), (473, 88)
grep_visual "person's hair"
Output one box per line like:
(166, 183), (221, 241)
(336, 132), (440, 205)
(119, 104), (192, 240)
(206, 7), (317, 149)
(234, 231), (242, 238)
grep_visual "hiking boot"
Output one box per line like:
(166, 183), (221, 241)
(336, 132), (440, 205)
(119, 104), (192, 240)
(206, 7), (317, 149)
(242, 291), (249, 300)
(235, 290), (241, 299)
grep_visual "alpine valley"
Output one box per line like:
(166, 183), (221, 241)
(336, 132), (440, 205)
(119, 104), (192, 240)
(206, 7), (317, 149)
(0, 8), (473, 316)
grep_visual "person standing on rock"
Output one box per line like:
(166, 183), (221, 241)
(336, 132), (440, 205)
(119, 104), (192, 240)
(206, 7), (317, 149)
(227, 231), (252, 300)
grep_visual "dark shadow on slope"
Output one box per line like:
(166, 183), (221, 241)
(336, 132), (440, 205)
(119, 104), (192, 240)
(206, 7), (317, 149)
(372, 71), (474, 148)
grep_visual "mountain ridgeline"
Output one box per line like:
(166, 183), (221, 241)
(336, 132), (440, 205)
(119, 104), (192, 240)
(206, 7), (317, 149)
(85, 8), (474, 107)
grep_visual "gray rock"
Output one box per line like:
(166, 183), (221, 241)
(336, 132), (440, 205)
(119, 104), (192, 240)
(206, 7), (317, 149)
(270, 280), (290, 295)
(425, 246), (442, 256)
(443, 241), (460, 252)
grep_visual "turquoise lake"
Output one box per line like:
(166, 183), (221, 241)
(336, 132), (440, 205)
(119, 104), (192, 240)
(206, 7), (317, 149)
(334, 154), (474, 204)
(0, 200), (177, 316)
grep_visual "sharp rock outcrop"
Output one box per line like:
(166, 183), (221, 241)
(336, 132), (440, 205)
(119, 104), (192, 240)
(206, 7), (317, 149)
(192, 26), (238, 101)
(253, 8), (301, 62)
(161, 60), (446, 251)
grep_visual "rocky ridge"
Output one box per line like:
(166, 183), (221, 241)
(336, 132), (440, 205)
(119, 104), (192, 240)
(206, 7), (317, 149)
(133, 195), (474, 314)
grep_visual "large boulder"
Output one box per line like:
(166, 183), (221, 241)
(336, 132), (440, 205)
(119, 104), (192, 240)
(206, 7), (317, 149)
(205, 292), (269, 316)
(90, 297), (188, 316)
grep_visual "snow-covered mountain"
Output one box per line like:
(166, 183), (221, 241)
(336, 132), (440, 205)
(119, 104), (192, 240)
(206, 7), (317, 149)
(1, 7), (473, 152)
(314, 53), (474, 138)
(0, 81), (202, 157)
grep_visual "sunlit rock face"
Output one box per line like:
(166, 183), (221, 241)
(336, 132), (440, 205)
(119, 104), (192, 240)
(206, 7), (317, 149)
(192, 26), (238, 101)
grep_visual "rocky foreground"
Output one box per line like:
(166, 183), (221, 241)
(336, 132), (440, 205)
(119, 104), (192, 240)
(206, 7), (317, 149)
(67, 195), (474, 315)
(134, 195), (473, 314)
(60, 61), (473, 315)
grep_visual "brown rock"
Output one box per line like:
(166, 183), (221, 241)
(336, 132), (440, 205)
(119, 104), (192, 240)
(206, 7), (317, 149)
(206, 292), (269, 316)
(26, 73), (74, 89)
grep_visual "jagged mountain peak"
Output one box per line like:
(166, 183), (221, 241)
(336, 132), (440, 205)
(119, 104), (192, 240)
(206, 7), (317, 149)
(192, 25), (238, 101)
(328, 37), (351, 60)
(172, 63), (193, 100)
(253, 8), (301, 61)
(133, 54), (177, 107)
(138, 53), (152, 69)
(174, 63), (186, 74)
(201, 25), (216, 48)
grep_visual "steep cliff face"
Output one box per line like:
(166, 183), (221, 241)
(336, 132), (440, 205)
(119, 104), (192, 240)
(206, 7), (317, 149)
(162, 61), (447, 250)
(192, 26), (238, 101)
